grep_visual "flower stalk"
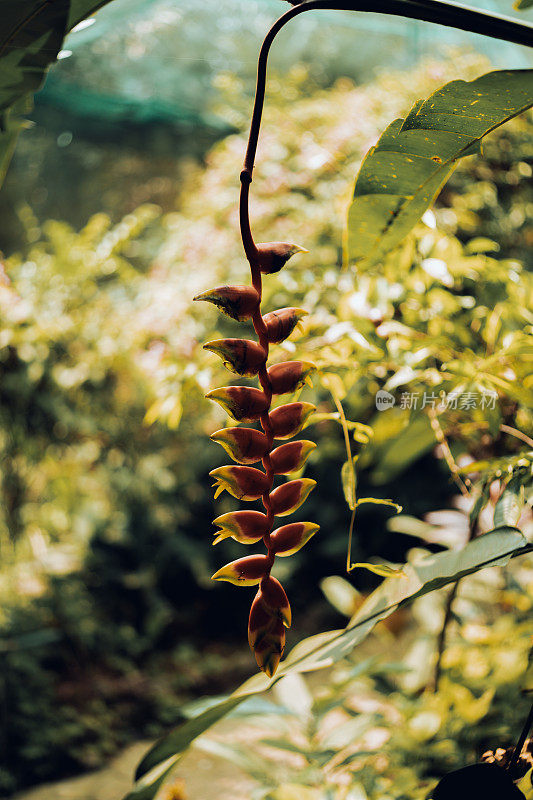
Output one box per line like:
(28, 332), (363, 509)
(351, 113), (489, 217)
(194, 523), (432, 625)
(195, 0), (532, 678)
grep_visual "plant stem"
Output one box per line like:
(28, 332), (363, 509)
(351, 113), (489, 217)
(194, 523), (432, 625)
(508, 700), (533, 773)
(432, 511), (477, 691)
(241, 0), (533, 196)
(428, 407), (471, 496)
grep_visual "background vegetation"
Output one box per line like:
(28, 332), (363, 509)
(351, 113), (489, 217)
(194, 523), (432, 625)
(0, 8), (532, 798)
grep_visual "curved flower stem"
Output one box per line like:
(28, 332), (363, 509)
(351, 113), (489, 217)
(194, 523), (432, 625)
(237, 0), (532, 660)
(240, 0), (533, 195)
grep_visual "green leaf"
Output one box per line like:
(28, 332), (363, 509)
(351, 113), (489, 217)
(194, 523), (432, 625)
(320, 575), (361, 617)
(514, 0), (533, 8)
(0, 1), (115, 188)
(494, 476), (524, 527)
(125, 529), (528, 800)
(355, 497), (402, 512)
(370, 413), (435, 485)
(345, 70), (533, 268)
(130, 696), (243, 790)
(341, 455), (358, 510)
(348, 561), (405, 578)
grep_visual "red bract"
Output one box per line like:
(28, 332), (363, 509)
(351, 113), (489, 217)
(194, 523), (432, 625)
(269, 522), (320, 556)
(253, 619), (286, 677)
(209, 465), (271, 500)
(263, 307), (308, 344)
(210, 427), (270, 464)
(202, 130), (317, 677)
(269, 402), (316, 439)
(248, 593), (278, 648)
(269, 478), (316, 516)
(212, 554), (270, 586)
(259, 575), (291, 627)
(255, 242), (308, 274)
(267, 360), (316, 394)
(212, 510), (270, 545)
(193, 284), (260, 321)
(204, 338), (267, 376)
(270, 440), (316, 474)
(205, 386), (269, 422)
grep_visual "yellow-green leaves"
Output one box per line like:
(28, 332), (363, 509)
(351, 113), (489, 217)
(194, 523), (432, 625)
(346, 70), (533, 269)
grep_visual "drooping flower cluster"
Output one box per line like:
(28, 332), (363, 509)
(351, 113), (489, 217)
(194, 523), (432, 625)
(195, 243), (318, 677)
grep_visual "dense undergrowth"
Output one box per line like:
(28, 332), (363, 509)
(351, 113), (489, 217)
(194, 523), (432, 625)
(0, 52), (531, 793)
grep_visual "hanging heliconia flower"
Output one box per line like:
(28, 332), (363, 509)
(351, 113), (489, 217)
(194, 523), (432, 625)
(195, 234), (319, 677)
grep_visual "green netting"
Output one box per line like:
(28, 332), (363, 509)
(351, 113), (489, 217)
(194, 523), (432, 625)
(36, 0), (533, 133)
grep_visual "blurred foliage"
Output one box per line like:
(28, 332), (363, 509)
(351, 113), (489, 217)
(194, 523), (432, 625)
(188, 549), (533, 800)
(0, 53), (532, 793)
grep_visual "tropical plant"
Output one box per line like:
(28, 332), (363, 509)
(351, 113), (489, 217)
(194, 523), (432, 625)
(121, 2), (533, 798)
(2, 0), (533, 797)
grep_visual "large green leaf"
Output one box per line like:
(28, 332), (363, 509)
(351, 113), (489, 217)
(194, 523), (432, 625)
(125, 528), (528, 800)
(345, 70), (533, 268)
(0, 1), (115, 188)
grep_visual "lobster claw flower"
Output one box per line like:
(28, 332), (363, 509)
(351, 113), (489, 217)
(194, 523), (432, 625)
(193, 285), (260, 321)
(204, 339), (267, 376)
(270, 440), (316, 474)
(210, 427), (270, 464)
(205, 386), (269, 422)
(269, 402), (316, 440)
(212, 554), (270, 586)
(256, 242), (308, 275)
(269, 478), (316, 516)
(212, 510), (270, 545)
(267, 361), (316, 395)
(248, 592), (278, 648)
(262, 307), (308, 344)
(253, 619), (286, 677)
(209, 465), (271, 500)
(259, 576), (291, 627)
(269, 522), (320, 556)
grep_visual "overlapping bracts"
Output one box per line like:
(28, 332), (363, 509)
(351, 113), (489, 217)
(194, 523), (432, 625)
(196, 242), (319, 677)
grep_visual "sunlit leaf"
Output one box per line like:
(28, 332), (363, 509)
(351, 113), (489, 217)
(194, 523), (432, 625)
(348, 561), (405, 578)
(126, 529), (528, 799)
(346, 70), (533, 268)
(341, 456), (358, 511)
(0, 1), (115, 188)
(494, 476), (524, 527)
(356, 497), (402, 513)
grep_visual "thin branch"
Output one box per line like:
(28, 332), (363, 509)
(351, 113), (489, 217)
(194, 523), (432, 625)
(432, 511), (477, 692)
(500, 424), (533, 450)
(428, 406), (471, 496)
(508, 701), (533, 773)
